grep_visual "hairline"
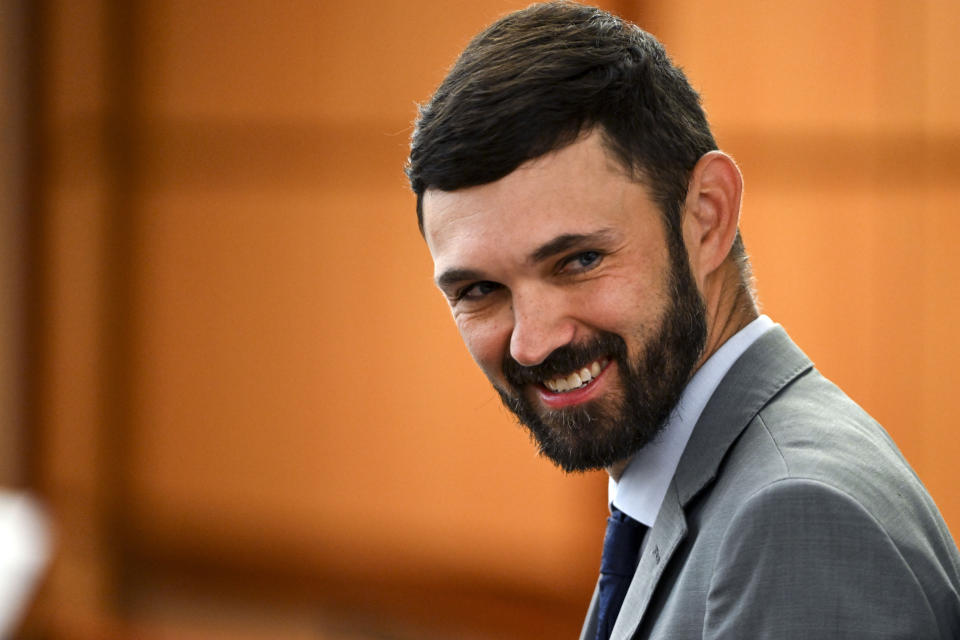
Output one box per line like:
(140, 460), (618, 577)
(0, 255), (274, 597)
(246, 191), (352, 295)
(416, 125), (673, 237)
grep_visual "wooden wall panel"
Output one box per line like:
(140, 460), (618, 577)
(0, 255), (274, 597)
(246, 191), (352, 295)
(138, 0), (552, 123)
(925, 0), (960, 131)
(30, 0), (122, 637)
(0, 1), (29, 486)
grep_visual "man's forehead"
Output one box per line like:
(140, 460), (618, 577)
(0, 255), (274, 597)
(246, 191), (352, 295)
(421, 187), (491, 255)
(423, 184), (589, 257)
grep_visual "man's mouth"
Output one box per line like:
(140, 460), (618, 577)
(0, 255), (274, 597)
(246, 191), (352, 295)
(542, 358), (610, 393)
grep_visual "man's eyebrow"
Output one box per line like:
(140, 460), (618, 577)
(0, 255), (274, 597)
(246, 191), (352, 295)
(435, 268), (484, 291)
(434, 229), (617, 290)
(528, 228), (616, 264)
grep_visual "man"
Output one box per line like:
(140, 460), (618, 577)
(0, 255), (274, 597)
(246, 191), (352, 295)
(406, 2), (960, 638)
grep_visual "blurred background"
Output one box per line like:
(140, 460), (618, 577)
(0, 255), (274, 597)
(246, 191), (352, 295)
(2, 0), (958, 638)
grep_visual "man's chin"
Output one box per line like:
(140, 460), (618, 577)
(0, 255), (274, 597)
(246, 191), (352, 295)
(495, 389), (635, 472)
(533, 429), (634, 474)
(532, 419), (660, 474)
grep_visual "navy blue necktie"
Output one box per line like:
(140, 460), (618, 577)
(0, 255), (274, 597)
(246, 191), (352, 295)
(595, 506), (646, 640)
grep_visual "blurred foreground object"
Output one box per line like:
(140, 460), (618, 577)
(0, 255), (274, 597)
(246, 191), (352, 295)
(0, 492), (50, 638)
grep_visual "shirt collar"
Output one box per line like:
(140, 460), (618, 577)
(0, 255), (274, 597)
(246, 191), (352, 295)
(609, 315), (776, 526)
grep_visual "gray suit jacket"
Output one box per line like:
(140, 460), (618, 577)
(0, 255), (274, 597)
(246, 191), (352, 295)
(580, 327), (960, 639)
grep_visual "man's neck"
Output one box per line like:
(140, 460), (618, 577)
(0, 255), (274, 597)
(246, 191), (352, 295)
(697, 263), (758, 371)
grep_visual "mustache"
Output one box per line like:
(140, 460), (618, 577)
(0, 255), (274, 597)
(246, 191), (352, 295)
(502, 331), (628, 389)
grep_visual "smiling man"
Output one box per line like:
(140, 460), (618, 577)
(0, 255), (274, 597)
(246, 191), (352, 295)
(426, 130), (720, 476)
(407, 3), (960, 639)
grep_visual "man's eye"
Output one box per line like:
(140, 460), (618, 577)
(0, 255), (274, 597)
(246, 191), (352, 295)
(563, 251), (602, 272)
(457, 281), (502, 301)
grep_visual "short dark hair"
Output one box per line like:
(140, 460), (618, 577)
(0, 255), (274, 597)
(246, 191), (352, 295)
(406, 1), (717, 244)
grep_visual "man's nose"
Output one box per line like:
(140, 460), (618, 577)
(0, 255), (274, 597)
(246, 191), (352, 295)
(508, 289), (575, 367)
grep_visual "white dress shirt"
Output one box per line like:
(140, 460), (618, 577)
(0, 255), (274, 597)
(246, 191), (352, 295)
(609, 315), (776, 526)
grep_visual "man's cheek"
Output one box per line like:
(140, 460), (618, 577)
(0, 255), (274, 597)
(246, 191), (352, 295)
(458, 320), (509, 370)
(458, 332), (499, 381)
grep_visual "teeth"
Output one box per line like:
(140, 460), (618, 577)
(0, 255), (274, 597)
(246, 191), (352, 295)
(544, 359), (607, 393)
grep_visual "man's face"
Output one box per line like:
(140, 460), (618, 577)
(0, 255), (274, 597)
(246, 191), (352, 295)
(422, 131), (706, 472)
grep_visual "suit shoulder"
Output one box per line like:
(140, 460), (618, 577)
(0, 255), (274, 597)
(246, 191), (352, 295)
(744, 368), (912, 487)
(731, 369), (950, 542)
(705, 477), (960, 638)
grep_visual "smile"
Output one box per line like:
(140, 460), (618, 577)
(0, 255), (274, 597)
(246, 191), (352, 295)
(543, 358), (610, 393)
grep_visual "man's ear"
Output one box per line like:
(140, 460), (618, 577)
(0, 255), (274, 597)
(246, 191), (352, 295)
(681, 151), (743, 283)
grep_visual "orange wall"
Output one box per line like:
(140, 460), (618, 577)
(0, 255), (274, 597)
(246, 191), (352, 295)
(30, 1), (960, 638)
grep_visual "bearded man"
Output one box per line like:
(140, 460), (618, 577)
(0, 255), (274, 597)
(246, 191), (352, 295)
(406, 3), (960, 638)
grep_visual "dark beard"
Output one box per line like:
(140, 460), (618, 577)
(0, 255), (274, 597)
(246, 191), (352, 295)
(495, 240), (707, 473)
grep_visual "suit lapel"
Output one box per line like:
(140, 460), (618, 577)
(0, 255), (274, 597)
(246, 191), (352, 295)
(672, 327), (812, 506)
(610, 327), (813, 638)
(610, 482), (687, 639)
